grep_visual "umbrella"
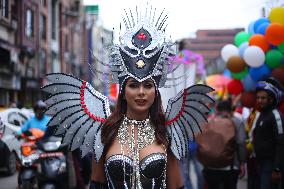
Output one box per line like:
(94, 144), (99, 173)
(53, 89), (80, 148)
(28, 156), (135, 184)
(205, 74), (232, 92)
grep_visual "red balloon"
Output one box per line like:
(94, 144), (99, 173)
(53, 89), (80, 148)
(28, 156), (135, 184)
(227, 79), (244, 95)
(240, 92), (256, 108)
(271, 66), (284, 86)
(265, 23), (284, 45)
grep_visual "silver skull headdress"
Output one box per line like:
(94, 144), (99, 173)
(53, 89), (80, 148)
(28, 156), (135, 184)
(108, 6), (175, 90)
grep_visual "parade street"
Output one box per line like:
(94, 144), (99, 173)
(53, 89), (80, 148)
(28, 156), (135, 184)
(0, 170), (17, 189)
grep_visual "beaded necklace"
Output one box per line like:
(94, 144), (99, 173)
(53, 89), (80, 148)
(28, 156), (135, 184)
(117, 116), (155, 189)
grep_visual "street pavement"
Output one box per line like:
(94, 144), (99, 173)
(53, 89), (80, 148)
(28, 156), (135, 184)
(0, 170), (18, 189)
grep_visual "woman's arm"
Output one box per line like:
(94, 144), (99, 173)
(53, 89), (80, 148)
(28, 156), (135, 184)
(91, 156), (106, 183)
(166, 151), (184, 189)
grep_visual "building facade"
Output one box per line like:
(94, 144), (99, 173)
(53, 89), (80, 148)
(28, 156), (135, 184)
(180, 28), (243, 75)
(0, 0), (88, 107)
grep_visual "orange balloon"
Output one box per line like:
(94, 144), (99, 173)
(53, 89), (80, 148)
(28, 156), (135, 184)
(227, 56), (247, 73)
(265, 23), (284, 45)
(249, 34), (270, 52)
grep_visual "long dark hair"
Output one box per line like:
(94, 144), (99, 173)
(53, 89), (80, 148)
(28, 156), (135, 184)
(101, 88), (168, 155)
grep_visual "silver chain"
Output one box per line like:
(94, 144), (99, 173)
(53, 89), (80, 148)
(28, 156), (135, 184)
(117, 116), (155, 189)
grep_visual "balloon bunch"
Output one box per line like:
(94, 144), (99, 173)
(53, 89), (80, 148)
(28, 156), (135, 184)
(220, 7), (284, 96)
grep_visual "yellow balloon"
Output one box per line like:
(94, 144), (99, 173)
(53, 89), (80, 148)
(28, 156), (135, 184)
(269, 7), (284, 25)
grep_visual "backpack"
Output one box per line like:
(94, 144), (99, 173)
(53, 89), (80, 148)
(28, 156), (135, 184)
(196, 115), (237, 168)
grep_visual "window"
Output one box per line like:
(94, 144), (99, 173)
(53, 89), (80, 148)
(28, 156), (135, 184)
(40, 14), (46, 40)
(25, 9), (34, 38)
(1, 0), (9, 19)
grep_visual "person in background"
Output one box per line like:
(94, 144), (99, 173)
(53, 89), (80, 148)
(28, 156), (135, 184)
(253, 78), (284, 189)
(202, 100), (246, 189)
(180, 140), (204, 189)
(18, 100), (50, 135)
(245, 108), (260, 189)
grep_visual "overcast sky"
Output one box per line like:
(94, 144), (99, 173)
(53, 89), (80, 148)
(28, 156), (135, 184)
(83, 0), (275, 41)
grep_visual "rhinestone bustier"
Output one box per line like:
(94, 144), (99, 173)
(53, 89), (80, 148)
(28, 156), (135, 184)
(105, 153), (166, 189)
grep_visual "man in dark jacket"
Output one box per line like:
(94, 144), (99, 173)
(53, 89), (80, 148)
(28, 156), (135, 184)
(253, 78), (284, 189)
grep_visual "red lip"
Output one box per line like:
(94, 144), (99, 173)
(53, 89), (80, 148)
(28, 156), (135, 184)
(135, 99), (147, 105)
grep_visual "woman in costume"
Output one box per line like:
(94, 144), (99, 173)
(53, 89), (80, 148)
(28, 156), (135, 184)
(42, 6), (214, 189)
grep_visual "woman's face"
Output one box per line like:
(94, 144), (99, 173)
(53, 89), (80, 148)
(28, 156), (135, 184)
(124, 78), (156, 119)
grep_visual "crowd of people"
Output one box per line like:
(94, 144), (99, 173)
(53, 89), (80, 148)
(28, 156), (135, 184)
(180, 77), (284, 189)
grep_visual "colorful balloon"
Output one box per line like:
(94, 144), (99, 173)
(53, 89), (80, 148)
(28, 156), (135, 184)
(265, 50), (283, 68)
(254, 18), (270, 32)
(271, 66), (284, 86)
(241, 74), (257, 91)
(249, 64), (271, 82)
(278, 42), (284, 53)
(231, 67), (248, 80)
(221, 44), (239, 62)
(238, 42), (249, 57)
(256, 22), (270, 35)
(240, 92), (256, 108)
(227, 56), (247, 73)
(248, 20), (256, 34)
(269, 7), (284, 25)
(227, 79), (244, 95)
(234, 31), (251, 47)
(223, 69), (232, 78)
(249, 34), (270, 52)
(265, 23), (284, 45)
(243, 46), (265, 67)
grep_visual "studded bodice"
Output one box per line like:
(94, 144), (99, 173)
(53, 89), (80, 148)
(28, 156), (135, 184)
(105, 153), (166, 189)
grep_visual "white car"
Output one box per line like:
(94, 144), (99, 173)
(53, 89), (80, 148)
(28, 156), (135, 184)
(0, 108), (33, 175)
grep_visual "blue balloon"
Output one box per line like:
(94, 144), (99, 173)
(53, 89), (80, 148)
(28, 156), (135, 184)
(270, 45), (277, 49)
(249, 64), (271, 82)
(248, 20), (256, 34)
(253, 18), (270, 33)
(223, 69), (231, 78)
(241, 74), (257, 91)
(238, 42), (249, 57)
(256, 22), (270, 35)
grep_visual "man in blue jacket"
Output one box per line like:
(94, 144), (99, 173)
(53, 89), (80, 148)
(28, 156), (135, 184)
(18, 100), (50, 135)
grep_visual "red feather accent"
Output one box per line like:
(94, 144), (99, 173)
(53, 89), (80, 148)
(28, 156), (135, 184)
(80, 81), (106, 123)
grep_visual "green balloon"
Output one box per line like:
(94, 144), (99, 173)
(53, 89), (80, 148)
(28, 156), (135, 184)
(234, 31), (251, 47)
(278, 42), (284, 54)
(231, 67), (248, 80)
(265, 50), (282, 68)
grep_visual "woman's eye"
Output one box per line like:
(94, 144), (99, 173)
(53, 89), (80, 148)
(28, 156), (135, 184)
(144, 83), (154, 88)
(129, 83), (139, 88)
